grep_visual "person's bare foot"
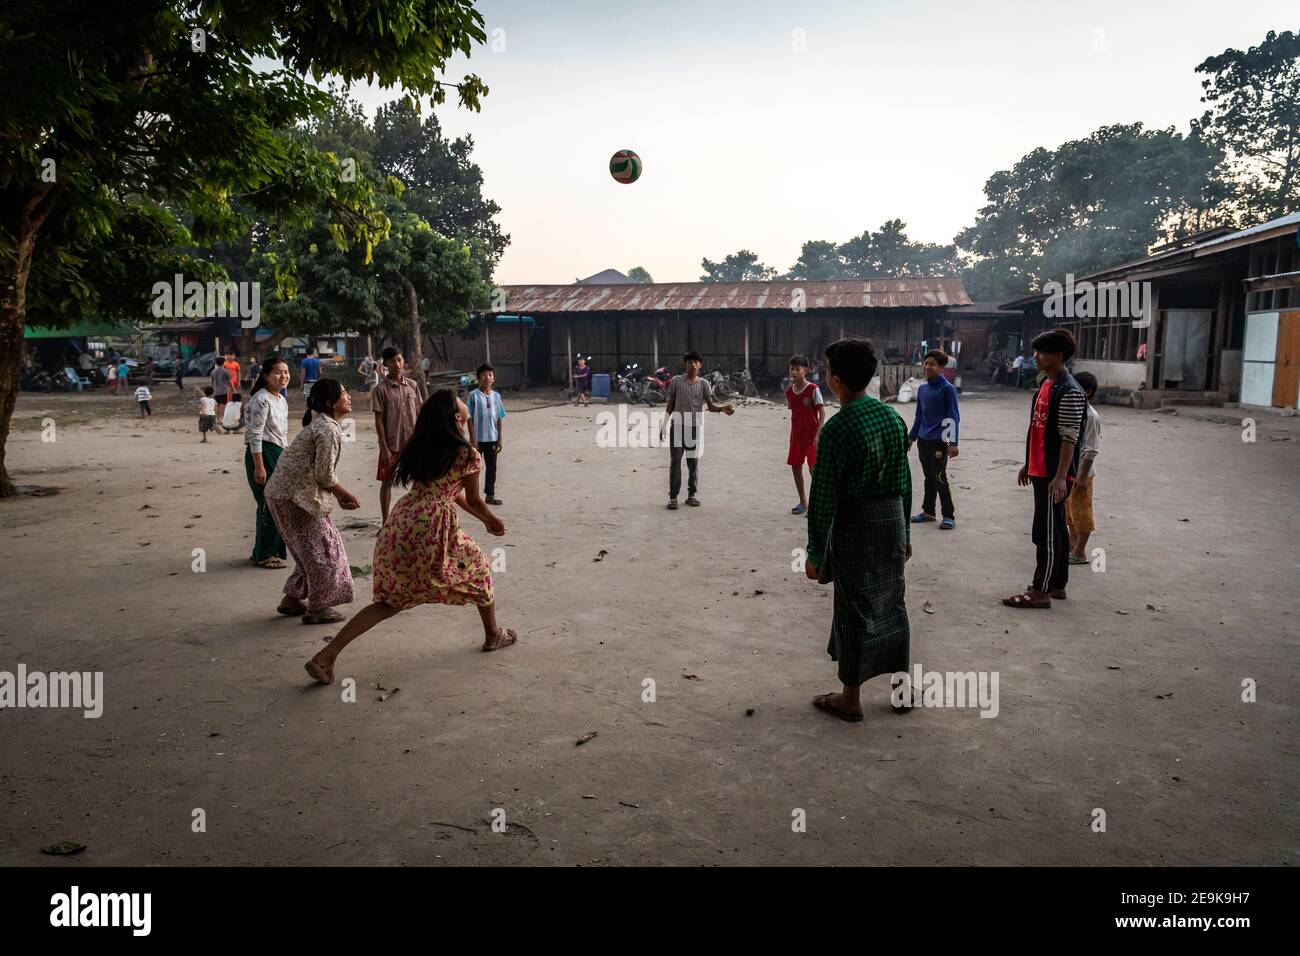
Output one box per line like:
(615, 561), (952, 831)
(277, 597), (307, 615)
(305, 655), (334, 685)
(482, 626), (518, 652)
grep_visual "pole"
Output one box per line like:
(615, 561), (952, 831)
(566, 327), (573, 387)
(484, 317), (491, 364)
(744, 320), (750, 369)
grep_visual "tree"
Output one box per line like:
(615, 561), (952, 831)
(1197, 30), (1300, 220)
(783, 240), (843, 280)
(836, 220), (959, 278)
(372, 98), (509, 270)
(699, 250), (776, 282)
(0, 0), (489, 497)
(955, 124), (1231, 301)
(627, 266), (653, 284)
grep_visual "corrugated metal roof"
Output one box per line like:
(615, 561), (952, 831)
(497, 278), (970, 313)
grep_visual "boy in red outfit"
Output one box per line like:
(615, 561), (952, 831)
(786, 354), (825, 515)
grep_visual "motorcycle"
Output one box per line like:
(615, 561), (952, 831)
(643, 365), (671, 404)
(728, 366), (758, 398)
(704, 366), (732, 399)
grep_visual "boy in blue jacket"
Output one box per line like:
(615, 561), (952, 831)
(907, 349), (960, 529)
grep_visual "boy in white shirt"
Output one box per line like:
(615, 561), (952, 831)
(134, 384), (152, 418)
(1067, 371), (1102, 565)
(222, 392), (245, 433)
(198, 386), (217, 442)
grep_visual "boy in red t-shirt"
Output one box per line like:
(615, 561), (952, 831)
(786, 354), (825, 515)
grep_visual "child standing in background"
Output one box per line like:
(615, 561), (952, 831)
(466, 363), (506, 506)
(1067, 371), (1102, 566)
(134, 383), (152, 418)
(785, 354), (824, 515)
(198, 386), (217, 442)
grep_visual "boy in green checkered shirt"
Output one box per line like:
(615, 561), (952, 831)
(804, 338), (914, 722)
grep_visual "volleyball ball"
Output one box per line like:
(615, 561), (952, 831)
(609, 149), (642, 184)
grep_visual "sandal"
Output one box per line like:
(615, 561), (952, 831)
(939, 518), (955, 530)
(686, 497), (700, 507)
(791, 503), (807, 515)
(812, 692), (864, 722)
(304, 656), (334, 685)
(258, 557), (288, 569)
(667, 500), (679, 510)
(1003, 591), (1051, 609)
(482, 626), (518, 652)
(277, 600), (307, 616)
(1068, 554), (1089, 565)
(891, 680), (916, 714)
(911, 512), (936, 523)
(301, 609), (345, 624)
(1048, 589), (1067, 600)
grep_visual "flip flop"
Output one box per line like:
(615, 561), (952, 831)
(911, 512), (936, 523)
(1002, 592), (1051, 609)
(667, 500), (679, 510)
(812, 693), (864, 722)
(1068, 554), (1089, 565)
(791, 503), (806, 515)
(482, 627), (518, 652)
(1049, 589), (1067, 600)
(939, 518), (955, 530)
(686, 497), (700, 507)
(276, 603), (307, 616)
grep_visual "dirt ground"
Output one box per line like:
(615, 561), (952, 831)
(1, 380), (1296, 866)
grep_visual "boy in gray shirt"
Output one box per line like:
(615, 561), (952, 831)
(661, 350), (735, 509)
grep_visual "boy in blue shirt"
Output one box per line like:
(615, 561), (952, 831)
(907, 349), (960, 529)
(467, 363), (506, 505)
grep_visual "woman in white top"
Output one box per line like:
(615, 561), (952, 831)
(244, 355), (292, 568)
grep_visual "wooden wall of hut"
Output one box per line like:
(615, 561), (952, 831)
(544, 308), (940, 382)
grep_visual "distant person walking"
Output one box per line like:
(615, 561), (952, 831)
(134, 383), (152, 418)
(244, 356), (291, 569)
(1003, 330), (1085, 610)
(572, 355), (592, 405)
(908, 349), (960, 529)
(264, 378), (360, 623)
(371, 347), (422, 524)
(304, 389), (515, 685)
(211, 360), (233, 432)
(300, 348), (322, 397)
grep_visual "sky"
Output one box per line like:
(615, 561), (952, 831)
(344, 0), (1297, 285)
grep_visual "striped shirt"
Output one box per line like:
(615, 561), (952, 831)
(466, 388), (506, 444)
(806, 395), (913, 566)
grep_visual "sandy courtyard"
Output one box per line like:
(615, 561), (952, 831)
(0, 382), (1296, 866)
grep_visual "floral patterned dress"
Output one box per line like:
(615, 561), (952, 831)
(372, 446), (494, 609)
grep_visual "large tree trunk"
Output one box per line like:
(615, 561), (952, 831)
(401, 276), (428, 400)
(0, 183), (63, 498)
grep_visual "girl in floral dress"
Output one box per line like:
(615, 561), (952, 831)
(305, 389), (515, 684)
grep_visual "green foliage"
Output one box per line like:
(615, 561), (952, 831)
(778, 224), (958, 280)
(626, 266), (653, 284)
(1196, 30), (1300, 220)
(955, 124), (1232, 301)
(699, 250), (776, 282)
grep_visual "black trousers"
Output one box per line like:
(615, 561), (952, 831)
(480, 444), (498, 497)
(668, 421), (700, 499)
(917, 438), (955, 519)
(1030, 476), (1070, 592)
